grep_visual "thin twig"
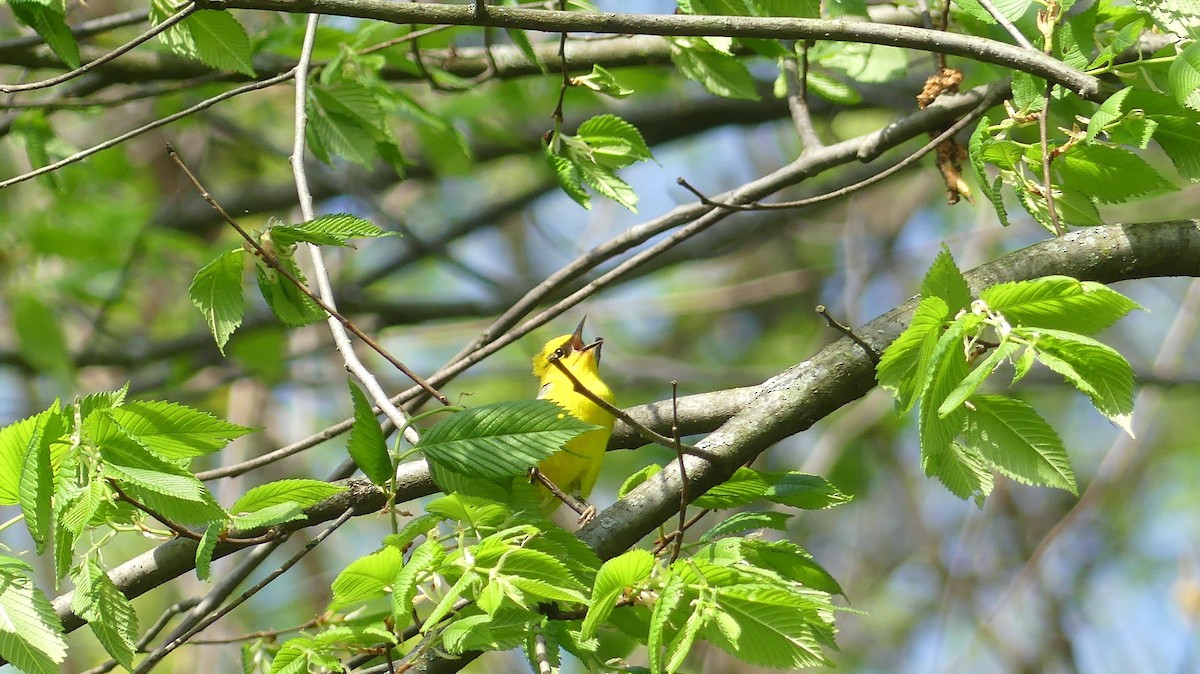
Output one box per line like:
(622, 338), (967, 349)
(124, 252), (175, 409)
(973, 0), (1036, 49)
(0, 70), (297, 191)
(669, 380), (687, 564)
(165, 146), (452, 407)
(189, 616), (322, 644)
(133, 508), (356, 673)
(1037, 1), (1063, 236)
(530, 468), (593, 521)
(937, 0), (952, 70)
(783, 47), (822, 152)
(674, 92), (995, 212)
(0, 5), (197, 94)
(112, 482), (280, 545)
(288, 13), (422, 439)
(550, 0), (570, 126)
(816, 305), (878, 364)
(545, 356), (715, 460)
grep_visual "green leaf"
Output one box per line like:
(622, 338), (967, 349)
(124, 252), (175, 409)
(962, 394), (1076, 493)
(763, 472), (852, 509)
(0, 414), (44, 505)
(1020, 328), (1135, 434)
(18, 410), (59, 555)
(189, 249), (246, 355)
(505, 27), (546, 73)
(668, 36), (760, 100)
(581, 549), (655, 640)
(805, 71), (862, 105)
(574, 64), (634, 98)
(968, 115), (1011, 227)
(307, 86), (380, 167)
(330, 546), (404, 610)
(347, 380), (393, 486)
(699, 511), (791, 542)
(819, 42), (906, 83)
(545, 145), (591, 209)
(981, 276), (1140, 334)
(738, 538), (844, 595)
(692, 466), (769, 508)
(8, 0), (79, 69)
(617, 463), (661, 499)
(109, 399), (253, 460)
(1132, 0), (1200, 39)
(919, 316), (984, 498)
(938, 341), (1020, 417)
(392, 536), (443, 628)
(269, 214), (392, 248)
(921, 245), (972, 314)
(1053, 188), (1105, 227)
(1086, 87), (1134, 142)
(10, 289), (72, 384)
(230, 479), (347, 515)
(877, 296), (949, 415)
(576, 114), (654, 169)
(180, 10), (255, 75)
(1152, 115), (1200, 181)
(417, 401), (598, 481)
(92, 415), (216, 503)
(71, 560), (138, 670)
(229, 502), (304, 530)
(1056, 144), (1174, 203)
(195, 521), (223, 581)
(254, 254), (326, 327)
(0, 556), (67, 674)
(705, 585), (834, 668)
(647, 571), (687, 674)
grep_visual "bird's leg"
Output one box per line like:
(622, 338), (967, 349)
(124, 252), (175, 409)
(529, 468), (595, 524)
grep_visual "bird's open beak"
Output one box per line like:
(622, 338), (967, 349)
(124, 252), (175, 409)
(570, 315), (588, 351)
(573, 315), (604, 364)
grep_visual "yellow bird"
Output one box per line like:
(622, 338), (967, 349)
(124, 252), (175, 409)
(532, 317), (615, 519)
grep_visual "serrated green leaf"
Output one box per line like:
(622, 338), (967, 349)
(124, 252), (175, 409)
(417, 401), (597, 481)
(92, 415), (215, 503)
(1053, 187), (1105, 227)
(495, 547), (588, 604)
(739, 538), (844, 595)
(1132, 0), (1200, 39)
(330, 546), (403, 610)
(699, 510), (791, 542)
(576, 114), (653, 169)
(561, 136), (640, 212)
(230, 479), (347, 515)
(938, 341), (1020, 417)
(922, 246), (972, 313)
(109, 399), (253, 460)
(1086, 87), (1134, 142)
(1056, 144), (1174, 203)
(581, 549), (655, 640)
(189, 249), (245, 355)
(805, 71), (862, 105)
(969, 116), (1012, 226)
(617, 463), (661, 499)
(877, 296), (949, 415)
(196, 521), (223, 581)
(919, 316), (984, 498)
(11, 289), (72, 384)
(982, 276), (1140, 334)
(18, 411), (58, 556)
(255, 254), (326, 327)
(1152, 114), (1200, 180)
(668, 36), (760, 100)
(307, 87), (379, 167)
(72, 560), (137, 670)
(1021, 328), (1135, 433)
(392, 536), (443, 628)
(648, 571), (687, 674)
(545, 144), (591, 209)
(763, 472), (852, 509)
(574, 64), (634, 98)
(270, 214), (392, 248)
(963, 394), (1076, 493)
(181, 10), (255, 76)
(8, 0), (79, 69)
(347, 380), (393, 486)
(0, 556), (67, 674)
(693, 466), (770, 509)
(0, 414), (43, 505)
(705, 585), (834, 668)
(229, 501), (303, 530)
(426, 493), (511, 529)
(504, 26), (546, 73)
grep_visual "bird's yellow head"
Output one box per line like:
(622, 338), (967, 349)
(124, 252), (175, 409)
(532, 316), (604, 382)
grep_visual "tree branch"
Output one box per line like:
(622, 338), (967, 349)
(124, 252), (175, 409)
(192, 0), (1104, 101)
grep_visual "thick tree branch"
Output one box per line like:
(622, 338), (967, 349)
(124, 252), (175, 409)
(192, 0), (1104, 101)
(33, 220), (1200, 652)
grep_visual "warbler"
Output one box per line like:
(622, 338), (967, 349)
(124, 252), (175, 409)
(532, 317), (615, 520)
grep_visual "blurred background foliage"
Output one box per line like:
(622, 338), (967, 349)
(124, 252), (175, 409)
(1, 0), (1199, 672)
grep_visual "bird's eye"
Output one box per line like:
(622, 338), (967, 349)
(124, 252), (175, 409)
(553, 347), (567, 358)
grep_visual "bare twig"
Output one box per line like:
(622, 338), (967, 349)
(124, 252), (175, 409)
(112, 482), (278, 545)
(550, 0), (570, 126)
(816, 305), (878, 364)
(973, 0), (1036, 49)
(0, 5), (197, 94)
(783, 47), (822, 152)
(1037, 1), (1063, 236)
(669, 380), (687, 563)
(133, 508), (356, 673)
(0, 70), (296, 191)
